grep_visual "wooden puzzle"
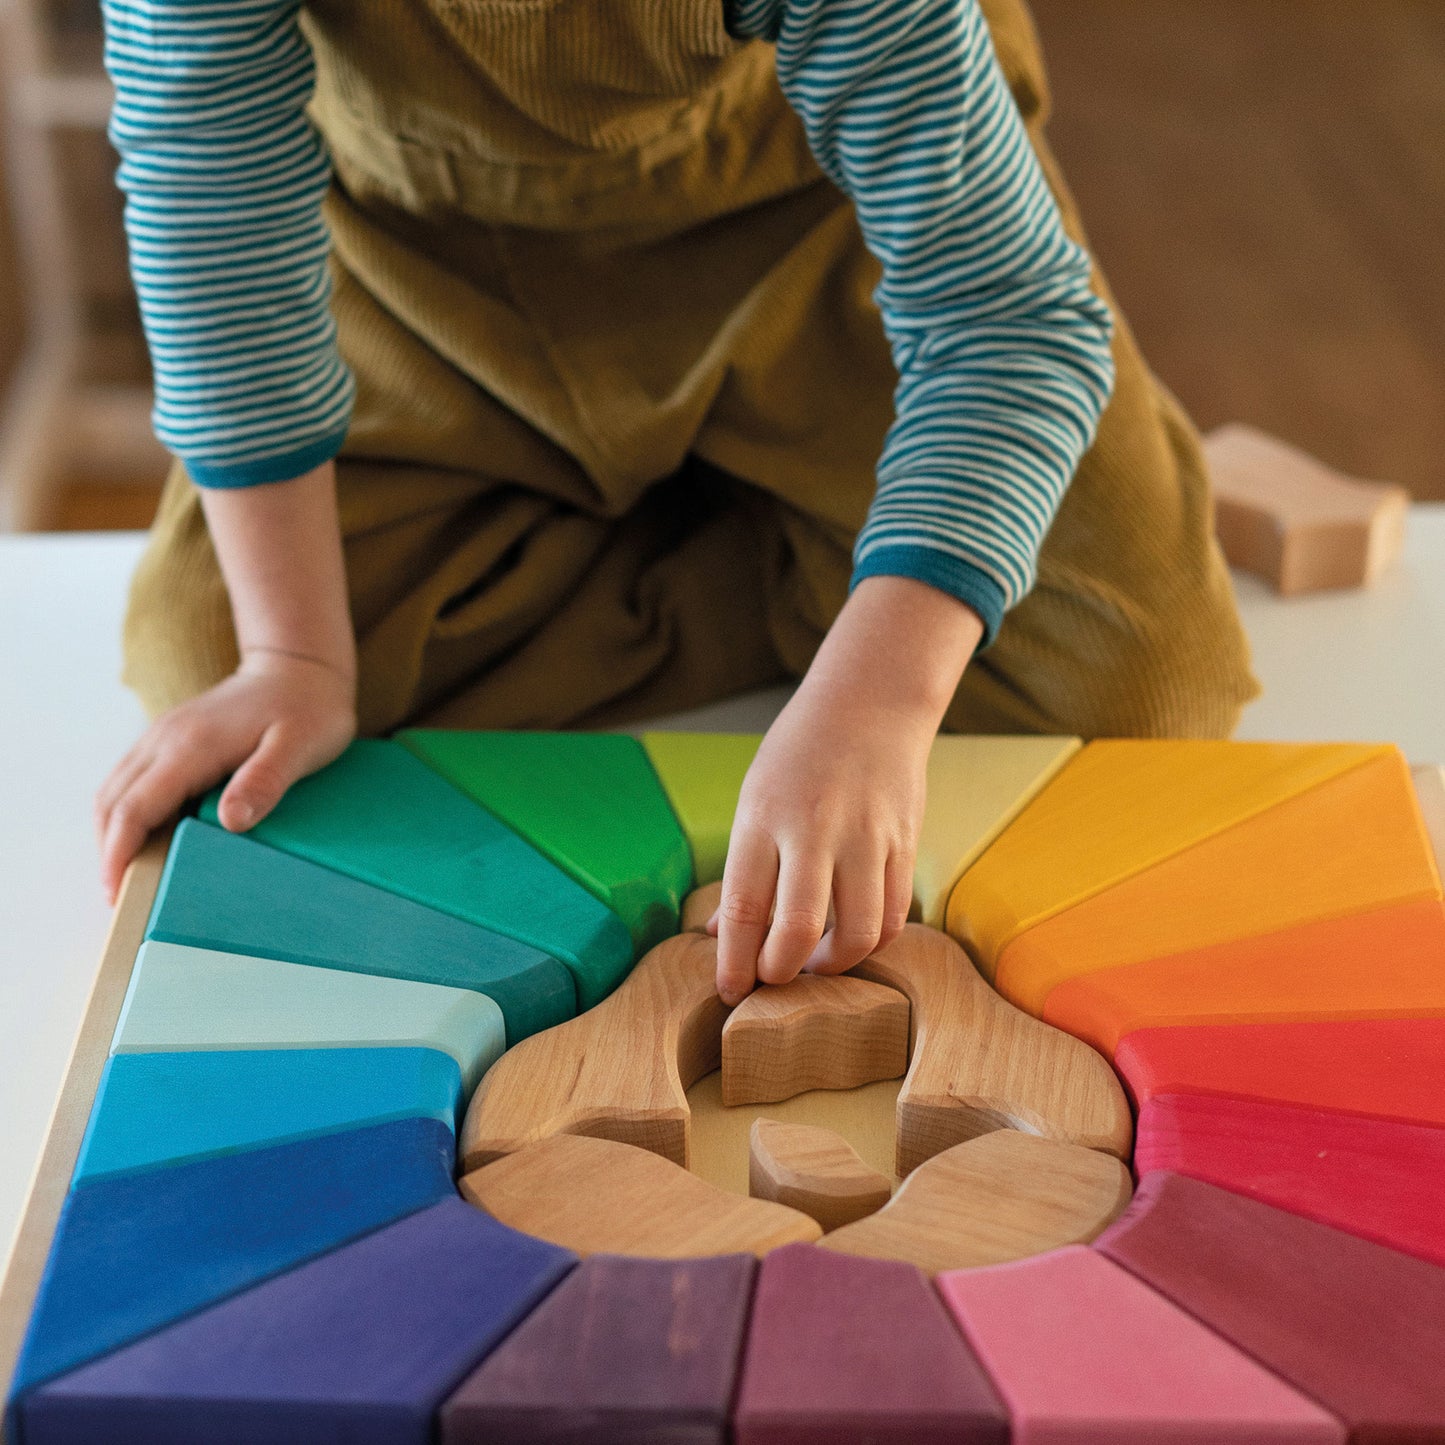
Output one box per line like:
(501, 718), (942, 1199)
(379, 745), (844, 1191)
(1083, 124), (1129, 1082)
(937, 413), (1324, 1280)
(4, 729), (1445, 1443)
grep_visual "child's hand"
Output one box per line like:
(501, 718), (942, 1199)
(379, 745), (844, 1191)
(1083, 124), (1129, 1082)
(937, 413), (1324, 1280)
(95, 649), (356, 903)
(710, 575), (985, 1005)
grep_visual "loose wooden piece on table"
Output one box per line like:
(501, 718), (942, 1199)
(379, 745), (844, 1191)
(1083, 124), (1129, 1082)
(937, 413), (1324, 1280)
(819, 1129), (1132, 1276)
(440, 1253), (755, 1445)
(1042, 898), (1445, 1058)
(748, 1119), (892, 1232)
(939, 1246), (1344, 1443)
(1097, 1171), (1445, 1443)
(460, 932), (728, 1171)
(853, 925), (1132, 1174)
(1205, 422), (1408, 595)
(148, 818), (575, 1045)
(733, 1243), (1007, 1445)
(681, 880), (722, 933)
(460, 1133), (820, 1258)
(947, 739), (1383, 977)
(20, 1199), (572, 1445)
(721, 974), (909, 1106)
(994, 748), (1441, 1019)
(1135, 1092), (1445, 1267)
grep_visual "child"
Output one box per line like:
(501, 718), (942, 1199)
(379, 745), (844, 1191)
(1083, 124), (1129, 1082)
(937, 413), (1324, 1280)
(95, 0), (1256, 1004)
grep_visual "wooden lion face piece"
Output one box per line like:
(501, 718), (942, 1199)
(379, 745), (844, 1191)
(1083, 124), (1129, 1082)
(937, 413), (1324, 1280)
(458, 890), (1134, 1275)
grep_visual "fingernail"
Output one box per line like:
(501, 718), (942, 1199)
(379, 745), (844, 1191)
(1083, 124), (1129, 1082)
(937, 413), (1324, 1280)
(231, 801), (257, 830)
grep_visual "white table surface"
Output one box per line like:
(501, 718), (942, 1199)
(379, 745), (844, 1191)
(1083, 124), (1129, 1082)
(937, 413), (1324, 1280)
(3, 510), (1443, 1271)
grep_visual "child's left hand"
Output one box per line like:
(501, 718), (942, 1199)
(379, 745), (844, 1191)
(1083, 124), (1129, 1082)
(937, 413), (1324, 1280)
(709, 575), (985, 1005)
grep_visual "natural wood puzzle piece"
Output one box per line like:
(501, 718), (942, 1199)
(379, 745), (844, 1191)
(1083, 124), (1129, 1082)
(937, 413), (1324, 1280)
(399, 730), (693, 954)
(461, 932), (728, 1171)
(22, 1199), (573, 1445)
(734, 1244), (1008, 1445)
(749, 1119), (892, 1232)
(73, 1047), (461, 1185)
(200, 740), (632, 1009)
(1041, 898), (1445, 1057)
(10, 1119), (454, 1403)
(945, 739), (1384, 977)
(460, 1134), (820, 1258)
(681, 879), (722, 932)
(852, 926), (1132, 1174)
(1115, 1017), (1445, 1126)
(819, 1130), (1132, 1276)
(147, 819), (575, 1045)
(1135, 1093), (1445, 1267)
(939, 1247), (1345, 1444)
(721, 974), (909, 1106)
(1097, 1172), (1445, 1443)
(113, 941), (505, 1092)
(994, 749), (1441, 1016)
(441, 1254), (755, 1445)
(1205, 422), (1408, 595)
(914, 735), (1080, 926)
(641, 732), (762, 884)
(1414, 763), (1445, 875)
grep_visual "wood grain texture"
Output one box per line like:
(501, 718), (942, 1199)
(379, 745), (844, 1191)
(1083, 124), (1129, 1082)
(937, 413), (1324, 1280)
(1115, 1017), (1445, 1127)
(940, 1246), (1345, 1443)
(641, 732), (762, 885)
(72, 1046), (461, 1185)
(9, 1120), (454, 1405)
(1042, 898), (1445, 1058)
(199, 740), (631, 1010)
(995, 749), (1441, 1018)
(398, 730), (693, 955)
(1135, 1093), (1445, 1267)
(734, 1243), (1007, 1444)
(0, 831), (170, 1426)
(721, 975), (909, 1106)
(1414, 764), (1445, 876)
(21, 1198), (574, 1445)
(914, 735), (1080, 926)
(1096, 1171), (1445, 1444)
(460, 1134), (820, 1258)
(853, 925), (1132, 1175)
(149, 818), (574, 1045)
(440, 1253), (755, 1444)
(946, 740), (1384, 977)
(112, 941), (505, 1093)
(461, 932), (728, 1172)
(749, 1119), (892, 1232)
(819, 1130), (1131, 1276)
(1205, 424), (1409, 594)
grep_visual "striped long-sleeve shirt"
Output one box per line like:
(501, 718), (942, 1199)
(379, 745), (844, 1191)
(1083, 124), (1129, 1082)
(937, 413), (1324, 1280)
(102, 0), (1115, 644)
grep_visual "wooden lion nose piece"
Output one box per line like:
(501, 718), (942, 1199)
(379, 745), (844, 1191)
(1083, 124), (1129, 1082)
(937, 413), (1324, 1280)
(460, 901), (1133, 1270)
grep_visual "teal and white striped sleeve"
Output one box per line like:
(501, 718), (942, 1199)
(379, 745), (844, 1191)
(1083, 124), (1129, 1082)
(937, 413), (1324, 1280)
(731, 0), (1116, 644)
(103, 0), (354, 488)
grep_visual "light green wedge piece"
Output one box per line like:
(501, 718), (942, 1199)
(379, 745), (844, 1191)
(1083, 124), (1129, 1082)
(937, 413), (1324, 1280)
(640, 732), (763, 885)
(112, 940), (505, 1094)
(398, 730), (693, 955)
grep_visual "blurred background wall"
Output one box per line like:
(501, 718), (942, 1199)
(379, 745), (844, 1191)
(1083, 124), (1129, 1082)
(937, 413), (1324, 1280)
(0, 0), (1442, 531)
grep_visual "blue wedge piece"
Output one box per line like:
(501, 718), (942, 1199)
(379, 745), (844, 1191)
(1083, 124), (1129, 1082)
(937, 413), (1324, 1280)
(147, 818), (574, 1044)
(72, 1048), (461, 1186)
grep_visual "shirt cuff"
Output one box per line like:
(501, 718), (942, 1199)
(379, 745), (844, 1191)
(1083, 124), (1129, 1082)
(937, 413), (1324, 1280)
(183, 424), (351, 490)
(850, 544), (1009, 649)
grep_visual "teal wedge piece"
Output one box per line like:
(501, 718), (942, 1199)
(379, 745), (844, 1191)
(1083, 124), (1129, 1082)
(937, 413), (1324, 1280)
(641, 732), (763, 884)
(399, 730), (693, 955)
(72, 1047), (461, 1186)
(200, 740), (633, 1009)
(149, 819), (574, 1045)
(113, 941), (505, 1093)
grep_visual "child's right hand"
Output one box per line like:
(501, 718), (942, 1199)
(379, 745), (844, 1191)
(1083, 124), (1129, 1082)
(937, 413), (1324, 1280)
(94, 649), (356, 904)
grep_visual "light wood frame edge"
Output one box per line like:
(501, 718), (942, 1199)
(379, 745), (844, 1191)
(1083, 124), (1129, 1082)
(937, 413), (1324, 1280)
(0, 828), (171, 1429)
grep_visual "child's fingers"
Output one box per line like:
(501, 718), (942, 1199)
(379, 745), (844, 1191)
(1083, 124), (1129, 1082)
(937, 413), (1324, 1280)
(804, 843), (887, 976)
(94, 740), (156, 847)
(217, 724), (307, 832)
(755, 844), (832, 989)
(877, 847), (915, 951)
(98, 757), (189, 903)
(715, 828), (779, 1006)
